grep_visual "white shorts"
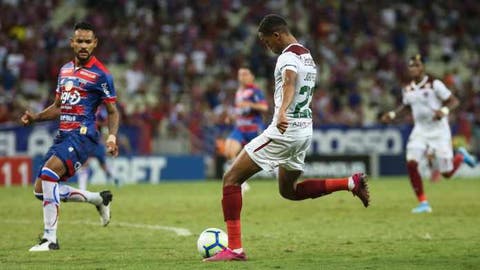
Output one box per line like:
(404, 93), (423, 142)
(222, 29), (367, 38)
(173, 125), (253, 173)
(244, 132), (311, 172)
(406, 130), (453, 173)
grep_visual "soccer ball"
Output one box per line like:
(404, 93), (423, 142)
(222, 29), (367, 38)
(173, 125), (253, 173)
(197, 228), (228, 258)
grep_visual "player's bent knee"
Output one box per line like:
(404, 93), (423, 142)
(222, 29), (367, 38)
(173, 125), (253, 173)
(279, 188), (299, 201)
(280, 192), (299, 201)
(39, 167), (60, 183)
(222, 171), (239, 186)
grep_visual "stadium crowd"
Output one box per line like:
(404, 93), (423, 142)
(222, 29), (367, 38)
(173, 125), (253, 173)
(1, 0), (480, 156)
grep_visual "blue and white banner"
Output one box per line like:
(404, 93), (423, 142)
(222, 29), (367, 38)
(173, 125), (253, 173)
(107, 155), (205, 183)
(30, 155), (205, 184)
(0, 124), (146, 156)
(309, 125), (412, 155)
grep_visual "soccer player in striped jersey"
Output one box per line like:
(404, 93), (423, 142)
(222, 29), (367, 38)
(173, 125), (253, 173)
(21, 22), (120, 251)
(205, 14), (370, 262)
(224, 67), (268, 193)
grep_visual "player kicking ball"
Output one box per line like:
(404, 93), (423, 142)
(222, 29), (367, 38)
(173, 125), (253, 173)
(21, 22), (120, 251)
(381, 54), (477, 214)
(204, 14), (370, 262)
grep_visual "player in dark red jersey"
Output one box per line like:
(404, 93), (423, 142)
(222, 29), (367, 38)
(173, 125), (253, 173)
(21, 22), (120, 251)
(381, 55), (476, 213)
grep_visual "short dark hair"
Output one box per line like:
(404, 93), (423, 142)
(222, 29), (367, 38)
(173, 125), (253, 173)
(258, 14), (289, 35)
(74, 22), (96, 35)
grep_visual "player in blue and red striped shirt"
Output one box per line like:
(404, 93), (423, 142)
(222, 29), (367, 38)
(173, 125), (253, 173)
(21, 22), (120, 251)
(223, 67), (268, 193)
(224, 68), (268, 161)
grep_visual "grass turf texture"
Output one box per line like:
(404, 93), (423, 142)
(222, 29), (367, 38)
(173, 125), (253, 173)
(0, 177), (479, 270)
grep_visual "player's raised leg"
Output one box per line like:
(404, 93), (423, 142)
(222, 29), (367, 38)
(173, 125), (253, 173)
(440, 154), (464, 178)
(278, 168), (370, 207)
(33, 155), (113, 227)
(59, 185), (113, 226)
(34, 182), (113, 227)
(441, 147), (477, 179)
(457, 147), (477, 168)
(204, 149), (260, 262)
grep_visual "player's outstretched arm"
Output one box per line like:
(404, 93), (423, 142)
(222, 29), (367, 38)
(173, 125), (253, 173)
(381, 105), (410, 124)
(20, 96), (61, 126)
(277, 69), (297, 134)
(105, 102), (119, 157)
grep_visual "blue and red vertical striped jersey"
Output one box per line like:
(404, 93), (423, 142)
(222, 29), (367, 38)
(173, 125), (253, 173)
(55, 56), (116, 139)
(234, 84), (267, 132)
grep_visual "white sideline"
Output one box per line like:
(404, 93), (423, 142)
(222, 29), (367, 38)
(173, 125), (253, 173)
(2, 219), (192, 236)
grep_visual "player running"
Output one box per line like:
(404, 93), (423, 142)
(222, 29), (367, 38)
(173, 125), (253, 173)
(205, 14), (369, 262)
(381, 54), (477, 214)
(224, 67), (268, 193)
(21, 22), (120, 251)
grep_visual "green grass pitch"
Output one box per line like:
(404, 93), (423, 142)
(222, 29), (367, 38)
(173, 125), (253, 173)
(0, 177), (479, 269)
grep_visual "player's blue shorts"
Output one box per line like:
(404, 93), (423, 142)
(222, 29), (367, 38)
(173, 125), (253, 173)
(39, 131), (99, 181)
(227, 127), (262, 146)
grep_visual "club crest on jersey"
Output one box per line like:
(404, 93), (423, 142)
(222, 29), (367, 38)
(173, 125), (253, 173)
(64, 80), (74, 91)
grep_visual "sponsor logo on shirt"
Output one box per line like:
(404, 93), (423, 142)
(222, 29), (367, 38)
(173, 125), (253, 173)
(61, 91), (81, 105)
(79, 70), (97, 79)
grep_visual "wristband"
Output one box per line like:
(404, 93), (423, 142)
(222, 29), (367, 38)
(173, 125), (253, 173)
(440, 106), (449, 116)
(106, 134), (116, 144)
(388, 111), (396, 120)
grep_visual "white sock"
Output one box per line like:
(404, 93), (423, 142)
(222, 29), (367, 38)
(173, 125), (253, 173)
(77, 166), (89, 190)
(58, 184), (102, 205)
(347, 177), (355, 191)
(42, 181), (59, 243)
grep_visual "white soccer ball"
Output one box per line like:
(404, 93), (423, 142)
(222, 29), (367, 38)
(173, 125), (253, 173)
(197, 228), (228, 258)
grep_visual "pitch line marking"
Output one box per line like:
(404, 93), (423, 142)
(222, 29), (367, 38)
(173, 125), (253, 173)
(2, 219), (192, 236)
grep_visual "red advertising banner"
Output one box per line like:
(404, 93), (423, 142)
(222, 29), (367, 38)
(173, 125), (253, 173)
(0, 156), (32, 186)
